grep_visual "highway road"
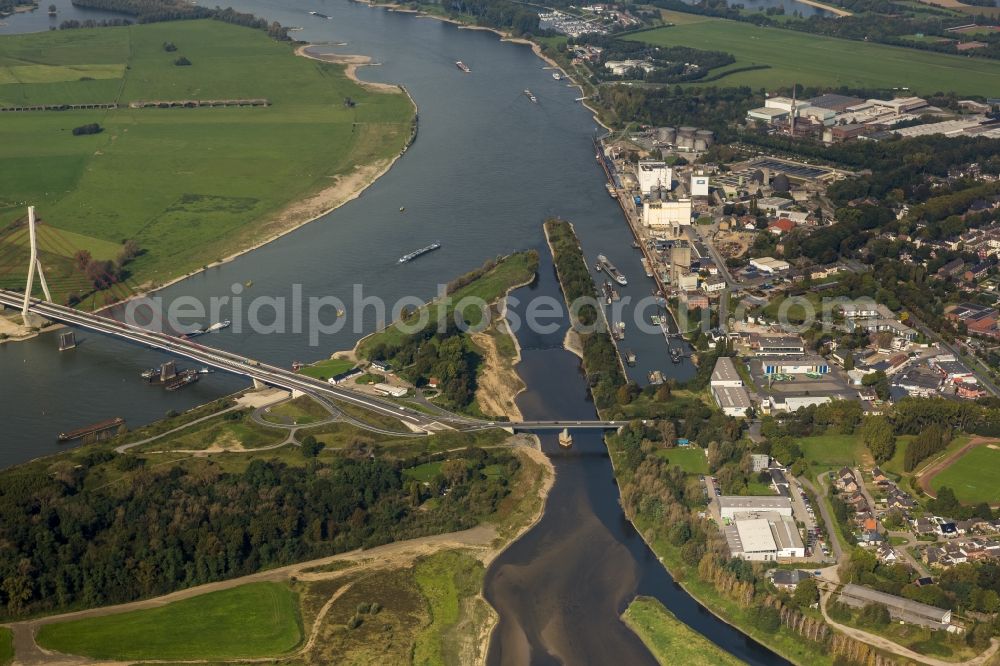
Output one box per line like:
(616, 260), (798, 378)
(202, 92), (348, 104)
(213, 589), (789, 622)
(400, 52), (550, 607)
(2, 290), (624, 435)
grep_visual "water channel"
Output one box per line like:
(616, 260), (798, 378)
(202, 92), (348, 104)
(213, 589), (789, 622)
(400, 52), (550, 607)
(0, 3), (788, 663)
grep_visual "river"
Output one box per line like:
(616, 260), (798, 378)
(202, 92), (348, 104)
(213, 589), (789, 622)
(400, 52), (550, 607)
(0, 3), (787, 664)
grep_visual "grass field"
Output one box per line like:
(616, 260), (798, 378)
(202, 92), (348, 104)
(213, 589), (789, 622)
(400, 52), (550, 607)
(261, 395), (331, 426)
(412, 550), (490, 665)
(929, 444), (1000, 505)
(134, 409), (284, 452)
(298, 357), (357, 381)
(622, 597), (744, 666)
(0, 627), (12, 666)
(36, 582), (302, 660)
(628, 13), (1000, 94)
(799, 433), (862, 471)
(404, 460), (444, 482)
(655, 446), (708, 474)
(0, 20), (412, 306)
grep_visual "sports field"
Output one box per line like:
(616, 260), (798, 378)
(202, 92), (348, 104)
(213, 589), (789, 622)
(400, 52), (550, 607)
(0, 20), (413, 306)
(929, 444), (1000, 505)
(655, 446), (708, 474)
(628, 13), (1000, 95)
(35, 582), (302, 660)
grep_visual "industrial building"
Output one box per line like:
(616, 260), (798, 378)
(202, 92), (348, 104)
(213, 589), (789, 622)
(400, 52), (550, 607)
(712, 385), (752, 417)
(768, 393), (852, 412)
(690, 172), (710, 197)
(747, 107), (790, 123)
(711, 357), (751, 416)
(749, 257), (790, 274)
(373, 383), (407, 397)
(643, 199), (692, 235)
(719, 495), (793, 520)
(726, 515), (805, 561)
(838, 584), (953, 630)
(711, 357), (743, 386)
(702, 276), (726, 293)
(752, 335), (805, 356)
(756, 356), (829, 375)
(637, 160), (672, 194)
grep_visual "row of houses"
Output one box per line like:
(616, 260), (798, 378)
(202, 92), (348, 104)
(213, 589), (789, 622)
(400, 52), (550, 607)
(924, 536), (1000, 569)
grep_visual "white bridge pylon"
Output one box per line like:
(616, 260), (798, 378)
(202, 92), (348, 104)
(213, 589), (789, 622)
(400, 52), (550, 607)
(22, 205), (53, 325)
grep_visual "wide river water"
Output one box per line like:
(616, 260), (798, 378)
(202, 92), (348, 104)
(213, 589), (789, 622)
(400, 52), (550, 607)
(0, 3), (787, 663)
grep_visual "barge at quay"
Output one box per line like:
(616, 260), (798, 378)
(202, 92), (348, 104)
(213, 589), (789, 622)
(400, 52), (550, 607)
(596, 254), (627, 286)
(58, 416), (125, 442)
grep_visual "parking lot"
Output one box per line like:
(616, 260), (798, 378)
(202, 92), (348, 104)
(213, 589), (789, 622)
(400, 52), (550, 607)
(786, 473), (832, 563)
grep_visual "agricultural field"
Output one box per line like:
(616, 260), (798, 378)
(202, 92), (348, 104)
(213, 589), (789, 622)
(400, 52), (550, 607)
(928, 443), (1000, 505)
(36, 582), (302, 660)
(628, 13), (1000, 95)
(0, 20), (413, 306)
(915, 0), (1000, 17)
(622, 597), (744, 666)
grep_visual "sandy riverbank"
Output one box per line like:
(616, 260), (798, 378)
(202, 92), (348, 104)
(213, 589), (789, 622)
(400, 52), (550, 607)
(470, 275), (535, 421)
(295, 45), (402, 92)
(797, 0), (853, 16)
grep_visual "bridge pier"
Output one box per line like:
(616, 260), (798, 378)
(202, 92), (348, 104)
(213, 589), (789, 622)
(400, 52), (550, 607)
(253, 377), (267, 390)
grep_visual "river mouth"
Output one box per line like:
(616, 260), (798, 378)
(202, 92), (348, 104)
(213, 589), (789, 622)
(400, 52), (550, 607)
(3, 3), (783, 662)
(483, 251), (785, 665)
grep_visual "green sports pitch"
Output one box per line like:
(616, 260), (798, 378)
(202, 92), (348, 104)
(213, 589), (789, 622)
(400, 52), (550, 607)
(929, 444), (1000, 505)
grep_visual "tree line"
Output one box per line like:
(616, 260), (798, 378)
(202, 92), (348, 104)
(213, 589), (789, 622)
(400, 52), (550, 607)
(545, 218), (626, 409)
(69, 0), (290, 40)
(0, 445), (515, 618)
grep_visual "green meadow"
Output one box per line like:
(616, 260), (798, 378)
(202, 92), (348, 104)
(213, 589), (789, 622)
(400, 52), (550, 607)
(622, 597), (745, 666)
(36, 582), (302, 660)
(628, 12), (1000, 95)
(0, 20), (413, 306)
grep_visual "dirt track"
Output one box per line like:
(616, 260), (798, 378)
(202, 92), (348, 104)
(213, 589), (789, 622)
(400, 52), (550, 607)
(3, 525), (497, 666)
(2, 443), (553, 666)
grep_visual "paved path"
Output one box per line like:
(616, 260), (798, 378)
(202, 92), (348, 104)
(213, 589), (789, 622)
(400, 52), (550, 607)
(820, 591), (1000, 666)
(888, 530), (931, 577)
